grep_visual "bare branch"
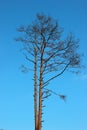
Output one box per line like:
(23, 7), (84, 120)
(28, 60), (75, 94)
(43, 88), (66, 102)
(24, 53), (35, 64)
(43, 62), (70, 86)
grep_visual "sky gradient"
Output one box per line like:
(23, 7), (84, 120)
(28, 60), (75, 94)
(0, 0), (87, 130)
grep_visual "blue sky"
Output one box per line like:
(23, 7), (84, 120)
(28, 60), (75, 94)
(0, 0), (87, 130)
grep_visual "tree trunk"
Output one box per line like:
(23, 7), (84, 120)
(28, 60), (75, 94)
(38, 62), (43, 130)
(34, 49), (38, 130)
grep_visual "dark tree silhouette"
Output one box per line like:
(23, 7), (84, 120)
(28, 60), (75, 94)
(16, 13), (81, 130)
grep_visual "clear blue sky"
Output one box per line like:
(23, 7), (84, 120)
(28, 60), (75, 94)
(0, 0), (87, 130)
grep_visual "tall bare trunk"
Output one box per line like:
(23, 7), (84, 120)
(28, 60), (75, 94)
(39, 65), (43, 130)
(34, 49), (38, 130)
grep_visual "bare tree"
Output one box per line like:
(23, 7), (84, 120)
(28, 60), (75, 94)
(16, 13), (81, 130)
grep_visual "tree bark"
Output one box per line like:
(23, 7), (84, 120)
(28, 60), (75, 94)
(34, 49), (38, 130)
